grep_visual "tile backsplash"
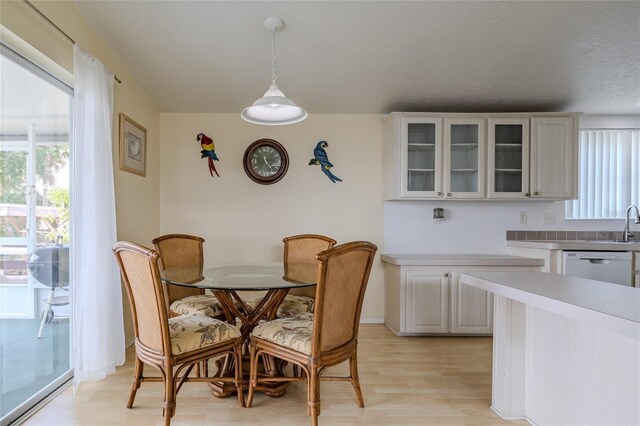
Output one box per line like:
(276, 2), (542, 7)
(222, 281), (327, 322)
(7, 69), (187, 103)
(506, 230), (625, 241)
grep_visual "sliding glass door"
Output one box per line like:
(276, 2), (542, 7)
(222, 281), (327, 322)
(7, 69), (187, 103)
(0, 46), (72, 423)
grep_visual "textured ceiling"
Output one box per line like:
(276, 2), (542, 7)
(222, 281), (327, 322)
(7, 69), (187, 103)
(73, 1), (640, 115)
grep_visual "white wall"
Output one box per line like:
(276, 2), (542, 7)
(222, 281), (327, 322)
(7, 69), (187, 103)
(384, 200), (624, 254)
(159, 113), (385, 321)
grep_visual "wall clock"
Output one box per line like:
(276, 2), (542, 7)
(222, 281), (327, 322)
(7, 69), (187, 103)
(243, 139), (289, 185)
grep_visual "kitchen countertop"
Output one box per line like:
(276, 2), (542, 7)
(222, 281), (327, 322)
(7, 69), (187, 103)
(381, 254), (545, 266)
(506, 240), (640, 251)
(460, 271), (640, 339)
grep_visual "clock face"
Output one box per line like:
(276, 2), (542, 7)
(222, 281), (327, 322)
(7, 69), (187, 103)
(243, 139), (289, 184)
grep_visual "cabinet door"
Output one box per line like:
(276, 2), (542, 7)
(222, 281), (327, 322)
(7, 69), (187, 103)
(400, 117), (443, 198)
(487, 118), (530, 199)
(404, 270), (449, 333)
(634, 252), (640, 288)
(443, 118), (485, 199)
(530, 117), (574, 199)
(450, 272), (493, 334)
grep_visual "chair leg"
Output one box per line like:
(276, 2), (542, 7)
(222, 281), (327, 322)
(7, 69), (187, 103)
(349, 354), (365, 408)
(246, 342), (258, 408)
(308, 367), (321, 426)
(162, 367), (176, 425)
(195, 359), (209, 378)
(234, 345), (245, 407)
(37, 288), (55, 338)
(127, 356), (144, 408)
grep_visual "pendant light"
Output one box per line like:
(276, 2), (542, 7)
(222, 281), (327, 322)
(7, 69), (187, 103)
(241, 17), (307, 125)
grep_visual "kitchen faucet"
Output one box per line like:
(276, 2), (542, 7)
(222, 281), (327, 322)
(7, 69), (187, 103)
(623, 205), (640, 242)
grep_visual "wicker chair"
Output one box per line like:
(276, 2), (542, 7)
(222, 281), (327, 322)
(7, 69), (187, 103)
(246, 241), (377, 426)
(152, 234), (224, 319)
(113, 241), (244, 426)
(276, 234), (336, 318)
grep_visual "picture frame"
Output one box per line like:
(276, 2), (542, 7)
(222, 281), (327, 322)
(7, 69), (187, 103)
(119, 113), (147, 176)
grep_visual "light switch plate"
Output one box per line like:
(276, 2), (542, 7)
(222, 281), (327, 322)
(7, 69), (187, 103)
(543, 212), (556, 224)
(519, 211), (527, 224)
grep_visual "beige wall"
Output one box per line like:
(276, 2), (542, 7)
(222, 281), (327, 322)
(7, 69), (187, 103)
(1, 0), (161, 342)
(159, 113), (385, 320)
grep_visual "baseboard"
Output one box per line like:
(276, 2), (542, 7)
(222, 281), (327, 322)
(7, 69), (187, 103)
(125, 337), (135, 349)
(360, 317), (384, 324)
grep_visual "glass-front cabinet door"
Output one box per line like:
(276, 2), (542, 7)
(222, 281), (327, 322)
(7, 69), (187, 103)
(401, 117), (442, 198)
(487, 118), (530, 198)
(443, 118), (485, 198)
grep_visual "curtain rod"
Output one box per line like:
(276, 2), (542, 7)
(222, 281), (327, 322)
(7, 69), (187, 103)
(23, 0), (122, 84)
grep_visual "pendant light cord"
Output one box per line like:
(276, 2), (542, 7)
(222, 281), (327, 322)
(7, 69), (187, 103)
(271, 29), (277, 85)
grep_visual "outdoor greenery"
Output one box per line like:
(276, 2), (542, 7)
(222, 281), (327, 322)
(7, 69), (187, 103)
(0, 146), (69, 204)
(0, 146), (69, 240)
(44, 188), (70, 243)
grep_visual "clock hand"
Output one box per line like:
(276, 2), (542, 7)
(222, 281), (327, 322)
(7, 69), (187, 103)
(263, 155), (274, 171)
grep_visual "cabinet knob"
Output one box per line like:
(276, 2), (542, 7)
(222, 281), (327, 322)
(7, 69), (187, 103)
(444, 273), (449, 277)
(533, 191), (539, 196)
(524, 192), (530, 197)
(446, 192), (452, 197)
(437, 191), (442, 196)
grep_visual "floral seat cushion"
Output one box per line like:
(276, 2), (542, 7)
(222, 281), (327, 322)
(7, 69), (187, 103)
(277, 295), (314, 317)
(168, 314), (240, 355)
(170, 294), (224, 317)
(251, 313), (314, 355)
(246, 294), (314, 318)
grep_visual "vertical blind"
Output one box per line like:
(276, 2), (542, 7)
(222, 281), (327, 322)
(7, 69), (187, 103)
(566, 130), (640, 219)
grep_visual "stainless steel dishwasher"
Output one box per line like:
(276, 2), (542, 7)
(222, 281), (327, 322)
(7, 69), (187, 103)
(563, 251), (633, 286)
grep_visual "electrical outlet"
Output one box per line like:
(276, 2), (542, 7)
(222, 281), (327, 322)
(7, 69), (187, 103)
(519, 211), (527, 224)
(543, 212), (556, 224)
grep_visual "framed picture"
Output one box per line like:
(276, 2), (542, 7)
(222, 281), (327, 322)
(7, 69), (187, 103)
(119, 113), (147, 176)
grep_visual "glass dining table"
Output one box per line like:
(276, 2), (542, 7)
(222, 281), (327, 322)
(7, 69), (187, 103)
(161, 261), (318, 397)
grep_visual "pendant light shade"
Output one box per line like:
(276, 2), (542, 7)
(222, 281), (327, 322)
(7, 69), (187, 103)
(241, 18), (307, 125)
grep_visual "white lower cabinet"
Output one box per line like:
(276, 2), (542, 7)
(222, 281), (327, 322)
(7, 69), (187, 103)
(405, 270), (449, 333)
(450, 272), (493, 334)
(383, 260), (543, 336)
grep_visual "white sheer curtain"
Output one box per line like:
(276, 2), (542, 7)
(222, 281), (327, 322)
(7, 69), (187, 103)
(566, 129), (640, 219)
(72, 45), (124, 388)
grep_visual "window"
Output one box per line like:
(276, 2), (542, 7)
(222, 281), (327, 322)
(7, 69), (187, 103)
(565, 129), (640, 219)
(0, 44), (73, 423)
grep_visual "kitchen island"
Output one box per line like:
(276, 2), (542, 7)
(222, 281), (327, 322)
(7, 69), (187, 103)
(460, 271), (639, 426)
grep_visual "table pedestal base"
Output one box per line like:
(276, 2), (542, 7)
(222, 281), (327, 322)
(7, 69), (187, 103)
(208, 356), (290, 398)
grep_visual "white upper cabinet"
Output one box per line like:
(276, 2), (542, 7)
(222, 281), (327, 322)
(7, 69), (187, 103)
(444, 118), (486, 199)
(487, 118), (530, 199)
(384, 112), (579, 200)
(396, 116), (443, 198)
(530, 116), (576, 199)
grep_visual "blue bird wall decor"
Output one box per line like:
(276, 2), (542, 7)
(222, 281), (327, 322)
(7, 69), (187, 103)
(308, 140), (342, 183)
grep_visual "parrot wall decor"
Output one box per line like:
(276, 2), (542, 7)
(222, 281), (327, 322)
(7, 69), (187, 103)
(308, 140), (342, 183)
(197, 133), (220, 177)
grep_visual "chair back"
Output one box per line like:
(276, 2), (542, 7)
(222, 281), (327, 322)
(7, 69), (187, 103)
(283, 234), (336, 298)
(152, 234), (205, 305)
(311, 241), (377, 355)
(113, 241), (170, 355)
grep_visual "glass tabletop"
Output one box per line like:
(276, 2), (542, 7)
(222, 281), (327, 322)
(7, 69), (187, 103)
(161, 262), (318, 291)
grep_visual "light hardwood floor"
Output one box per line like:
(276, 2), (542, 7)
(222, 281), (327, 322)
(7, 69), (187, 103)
(24, 325), (525, 425)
